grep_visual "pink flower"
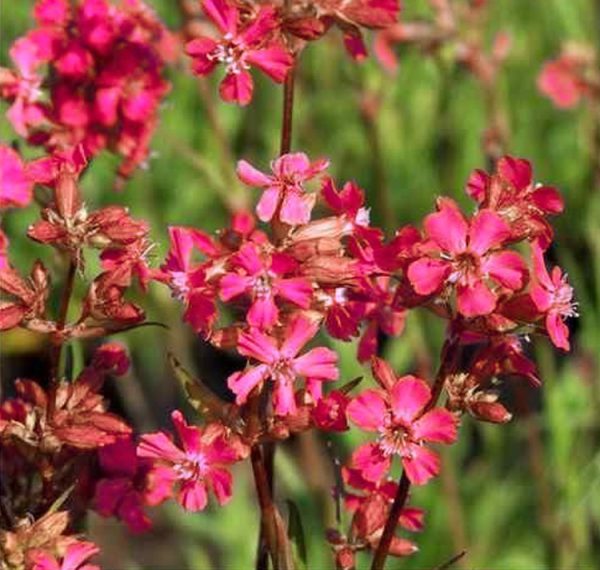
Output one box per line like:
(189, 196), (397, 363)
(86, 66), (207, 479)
(185, 0), (293, 105)
(237, 153), (329, 225)
(347, 359), (457, 485)
(160, 226), (219, 333)
(530, 241), (576, 351)
(138, 411), (239, 512)
(220, 242), (312, 329)
(94, 437), (152, 533)
(0, 145), (33, 209)
(538, 55), (585, 109)
(465, 155), (564, 248)
(227, 314), (338, 415)
(30, 541), (100, 570)
(313, 390), (349, 431)
(407, 198), (528, 317)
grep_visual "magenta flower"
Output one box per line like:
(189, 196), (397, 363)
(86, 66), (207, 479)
(94, 437), (152, 534)
(407, 198), (528, 317)
(237, 153), (329, 225)
(0, 145), (33, 209)
(347, 360), (457, 485)
(30, 541), (100, 570)
(185, 0), (293, 106)
(220, 242), (312, 329)
(530, 241), (576, 351)
(227, 314), (338, 415)
(160, 226), (218, 333)
(138, 411), (239, 512)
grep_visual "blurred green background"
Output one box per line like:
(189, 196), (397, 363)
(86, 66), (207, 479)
(1, 1), (600, 569)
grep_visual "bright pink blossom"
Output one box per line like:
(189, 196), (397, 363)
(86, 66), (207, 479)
(30, 541), (100, 570)
(408, 198), (528, 317)
(530, 241), (576, 351)
(94, 437), (152, 533)
(347, 363), (457, 485)
(237, 153), (329, 225)
(0, 145), (34, 208)
(227, 315), (338, 415)
(138, 411), (239, 512)
(185, 0), (293, 105)
(220, 242), (312, 329)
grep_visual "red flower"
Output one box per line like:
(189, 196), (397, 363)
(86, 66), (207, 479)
(347, 359), (457, 485)
(219, 242), (312, 329)
(227, 314), (338, 416)
(237, 153), (329, 225)
(185, 0), (293, 105)
(407, 198), (528, 317)
(138, 411), (239, 512)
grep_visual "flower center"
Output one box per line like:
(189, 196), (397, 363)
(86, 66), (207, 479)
(176, 451), (208, 481)
(378, 420), (412, 457)
(170, 271), (190, 301)
(210, 39), (249, 75)
(252, 273), (273, 300)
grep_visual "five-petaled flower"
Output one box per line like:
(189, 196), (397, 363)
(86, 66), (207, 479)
(219, 242), (312, 329)
(408, 198), (528, 317)
(237, 153), (329, 225)
(185, 0), (293, 105)
(227, 314), (339, 415)
(347, 359), (457, 485)
(138, 410), (239, 512)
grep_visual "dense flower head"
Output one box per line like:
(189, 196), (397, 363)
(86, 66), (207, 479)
(137, 410), (240, 512)
(347, 358), (458, 485)
(0, 0), (174, 181)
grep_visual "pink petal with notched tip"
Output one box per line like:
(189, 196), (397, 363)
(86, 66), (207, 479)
(209, 467), (233, 505)
(465, 168), (489, 203)
(274, 277), (312, 307)
(457, 280), (497, 317)
(424, 199), (468, 253)
(137, 432), (185, 463)
(402, 444), (440, 485)
(186, 37), (219, 75)
(246, 46), (293, 83)
(293, 347), (338, 380)
(201, 0), (238, 35)
(171, 410), (202, 455)
(347, 389), (387, 431)
(531, 185), (564, 214)
(178, 479), (208, 512)
(351, 442), (391, 482)
(468, 209), (511, 255)
(219, 70), (253, 106)
(497, 155), (532, 190)
(407, 258), (451, 296)
(248, 296), (279, 329)
(234, 242), (263, 274)
(256, 186), (280, 222)
(412, 408), (457, 443)
(219, 272), (251, 301)
(389, 376), (430, 425)
(236, 159), (272, 187)
(280, 314), (319, 358)
(273, 377), (297, 416)
(546, 311), (570, 351)
(280, 191), (315, 225)
(227, 364), (270, 404)
(483, 251), (528, 290)
(238, 329), (280, 362)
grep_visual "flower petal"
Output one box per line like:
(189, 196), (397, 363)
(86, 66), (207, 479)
(456, 280), (497, 317)
(468, 209), (511, 255)
(424, 199), (468, 253)
(347, 389), (387, 431)
(412, 409), (457, 443)
(407, 258), (451, 296)
(402, 444), (440, 485)
(389, 376), (431, 425)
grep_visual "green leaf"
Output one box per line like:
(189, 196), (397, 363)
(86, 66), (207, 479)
(287, 500), (308, 570)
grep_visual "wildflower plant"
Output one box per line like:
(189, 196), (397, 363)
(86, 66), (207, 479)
(0, 1), (581, 569)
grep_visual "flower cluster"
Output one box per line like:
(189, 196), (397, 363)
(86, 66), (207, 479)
(147, 149), (573, 562)
(184, 0), (401, 105)
(0, 0), (174, 181)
